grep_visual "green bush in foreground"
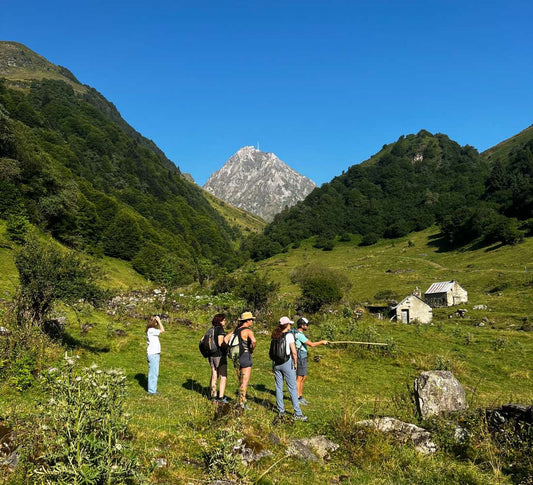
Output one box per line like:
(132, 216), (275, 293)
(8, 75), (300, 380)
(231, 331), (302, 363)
(28, 356), (141, 484)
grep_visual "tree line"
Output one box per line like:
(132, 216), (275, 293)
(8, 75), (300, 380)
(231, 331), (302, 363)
(241, 130), (532, 260)
(0, 79), (243, 284)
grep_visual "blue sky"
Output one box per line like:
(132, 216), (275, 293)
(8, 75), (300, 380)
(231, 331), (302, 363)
(2, 1), (532, 186)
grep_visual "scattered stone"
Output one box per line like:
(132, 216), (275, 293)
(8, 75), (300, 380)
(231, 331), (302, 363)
(0, 425), (18, 470)
(355, 417), (437, 454)
(286, 436), (339, 462)
(473, 305), (487, 310)
(81, 322), (96, 334)
(154, 457), (167, 468)
(414, 371), (467, 418)
(113, 329), (127, 337)
(286, 439), (319, 461)
(0, 326), (9, 336)
(299, 436), (339, 460)
(233, 438), (273, 465)
(268, 432), (282, 446)
(313, 355), (321, 363)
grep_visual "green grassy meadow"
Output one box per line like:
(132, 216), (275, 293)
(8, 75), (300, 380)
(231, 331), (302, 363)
(1, 228), (532, 483)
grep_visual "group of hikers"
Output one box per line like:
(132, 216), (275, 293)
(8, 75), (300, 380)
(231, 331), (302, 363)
(145, 312), (328, 420)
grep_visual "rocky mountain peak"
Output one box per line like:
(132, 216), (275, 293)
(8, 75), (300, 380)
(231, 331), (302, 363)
(203, 147), (317, 221)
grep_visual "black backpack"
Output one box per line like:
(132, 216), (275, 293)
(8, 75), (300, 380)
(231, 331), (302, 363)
(199, 327), (217, 358)
(269, 333), (290, 365)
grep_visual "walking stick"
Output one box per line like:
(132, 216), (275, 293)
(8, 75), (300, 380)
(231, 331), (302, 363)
(328, 340), (388, 347)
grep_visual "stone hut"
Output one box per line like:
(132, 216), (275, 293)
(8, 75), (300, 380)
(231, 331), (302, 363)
(391, 293), (433, 324)
(424, 280), (468, 308)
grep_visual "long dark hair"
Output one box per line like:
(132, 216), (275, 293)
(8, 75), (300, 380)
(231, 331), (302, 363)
(212, 313), (226, 326)
(271, 324), (289, 340)
(145, 316), (158, 333)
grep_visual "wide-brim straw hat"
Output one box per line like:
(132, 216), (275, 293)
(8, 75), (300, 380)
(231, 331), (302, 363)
(239, 311), (256, 321)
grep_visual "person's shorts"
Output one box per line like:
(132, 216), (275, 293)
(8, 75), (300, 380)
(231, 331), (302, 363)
(296, 357), (308, 377)
(239, 352), (253, 369)
(208, 355), (227, 376)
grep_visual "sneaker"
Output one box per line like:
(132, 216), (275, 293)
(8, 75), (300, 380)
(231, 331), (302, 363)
(219, 397), (228, 404)
(241, 404), (252, 411)
(293, 414), (308, 421)
(298, 397), (309, 406)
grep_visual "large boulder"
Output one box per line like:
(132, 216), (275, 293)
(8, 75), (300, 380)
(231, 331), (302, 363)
(414, 370), (467, 418)
(355, 417), (437, 454)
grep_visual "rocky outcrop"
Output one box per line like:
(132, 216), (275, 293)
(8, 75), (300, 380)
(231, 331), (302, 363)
(203, 146), (316, 221)
(355, 417), (437, 454)
(286, 435), (339, 461)
(414, 371), (467, 418)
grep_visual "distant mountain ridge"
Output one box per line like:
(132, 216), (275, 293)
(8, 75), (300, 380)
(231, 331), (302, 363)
(203, 146), (316, 221)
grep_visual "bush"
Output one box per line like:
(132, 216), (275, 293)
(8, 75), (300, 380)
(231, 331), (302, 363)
(14, 237), (106, 327)
(31, 357), (140, 483)
(292, 264), (350, 313)
(5, 213), (30, 244)
(233, 271), (279, 311)
(360, 233), (379, 246)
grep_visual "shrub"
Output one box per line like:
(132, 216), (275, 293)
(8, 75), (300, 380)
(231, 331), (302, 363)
(233, 271), (279, 311)
(360, 233), (379, 246)
(31, 356), (140, 483)
(292, 264), (349, 312)
(14, 237), (106, 327)
(6, 213), (30, 244)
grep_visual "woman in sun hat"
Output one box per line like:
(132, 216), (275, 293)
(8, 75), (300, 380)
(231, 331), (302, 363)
(270, 316), (307, 421)
(231, 311), (256, 409)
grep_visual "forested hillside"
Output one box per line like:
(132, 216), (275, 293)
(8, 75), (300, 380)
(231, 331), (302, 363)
(243, 130), (532, 260)
(0, 43), (242, 284)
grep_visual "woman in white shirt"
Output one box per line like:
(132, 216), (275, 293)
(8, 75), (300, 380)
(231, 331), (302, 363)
(146, 315), (165, 394)
(270, 317), (307, 421)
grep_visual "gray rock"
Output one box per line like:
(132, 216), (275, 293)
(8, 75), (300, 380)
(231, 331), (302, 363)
(286, 436), (339, 461)
(356, 417), (437, 454)
(286, 439), (319, 461)
(414, 371), (467, 418)
(299, 435), (339, 460)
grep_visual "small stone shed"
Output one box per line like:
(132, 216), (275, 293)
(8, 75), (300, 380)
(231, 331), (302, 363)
(424, 280), (468, 308)
(392, 294), (433, 324)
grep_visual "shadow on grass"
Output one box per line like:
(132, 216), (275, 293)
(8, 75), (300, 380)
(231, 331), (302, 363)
(252, 383), (276, 396)
(134, 373), (148, 391)
(182, 378), (210, 398)
(61, 333), (110, 353)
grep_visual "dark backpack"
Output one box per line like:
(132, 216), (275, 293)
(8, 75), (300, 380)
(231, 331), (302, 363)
(269, 333), (290, 365)
(199, 327), (217, 358)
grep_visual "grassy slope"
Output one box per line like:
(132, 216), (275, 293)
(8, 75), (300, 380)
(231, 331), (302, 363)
(482, 124), (533, 163)
(204, 190), (267, 235)
(1, 229), (532, 483)
(257, 228), (532, 325)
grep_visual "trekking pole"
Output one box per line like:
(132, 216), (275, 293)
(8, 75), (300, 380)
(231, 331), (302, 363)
(328, 340), (388, 347)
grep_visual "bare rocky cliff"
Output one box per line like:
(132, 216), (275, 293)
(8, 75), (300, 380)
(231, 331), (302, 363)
(203, 146), (317, 221)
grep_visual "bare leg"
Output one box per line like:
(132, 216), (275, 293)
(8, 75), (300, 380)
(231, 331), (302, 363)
(239, 367), (252, 405)
(219, 376), (227, 398)
(297, 375), (306, 398)
(210, 366), (218, 398)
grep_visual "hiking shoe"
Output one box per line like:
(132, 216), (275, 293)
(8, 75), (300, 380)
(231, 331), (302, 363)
(293, 414), (308, 421)
(240, 404), (252, 411)
(219, 397), (228, 404)
(298, 397), (309, 406)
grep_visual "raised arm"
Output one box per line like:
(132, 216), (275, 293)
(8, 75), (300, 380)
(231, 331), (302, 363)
(156, 316), (165, 333)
